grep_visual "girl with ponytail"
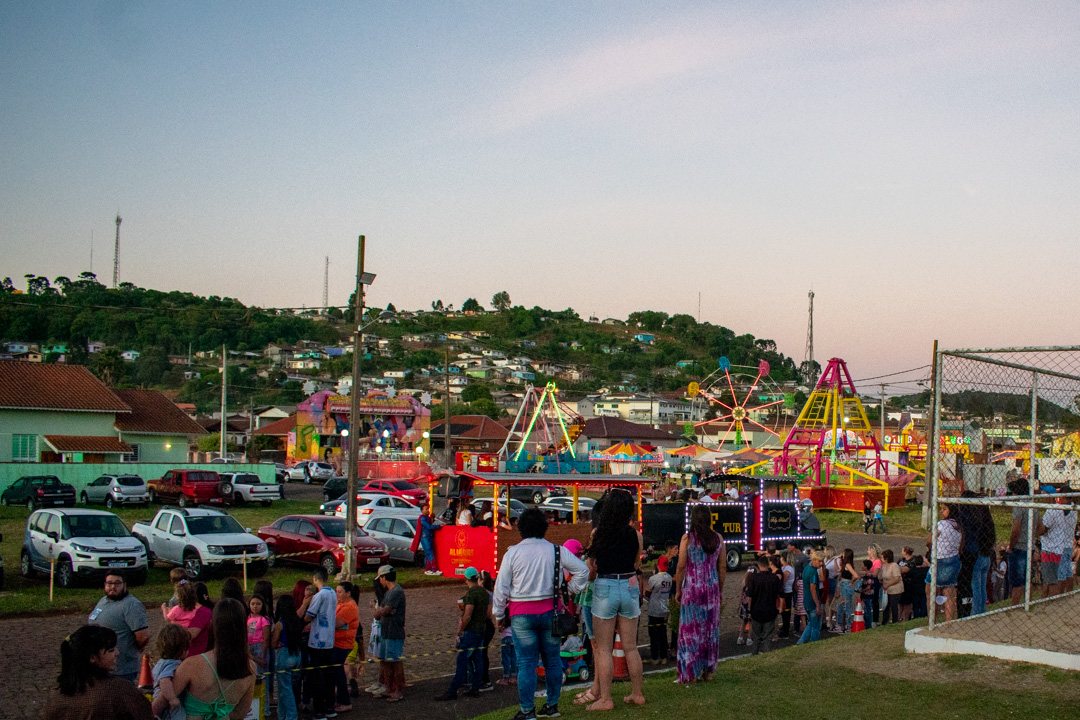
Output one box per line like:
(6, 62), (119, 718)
(44, 625), (152, 719)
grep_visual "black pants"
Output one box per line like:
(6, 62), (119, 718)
(647, 615), (668, 661)
(480, 621), (495, 685)
(306, 647), (336, 715)
(331, 647), (351, 707)
(881, 594), (900, 625)
(780, 592), (793, 636)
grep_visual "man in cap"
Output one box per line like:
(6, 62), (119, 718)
(435, 567), (489, 701)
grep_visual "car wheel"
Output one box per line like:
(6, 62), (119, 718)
(413, 551), (426, 568)
(25, 497), (36, 511)
(178, 495), (189, 508)
(532, 491), (544, 505)
(20, 549), (35, 578)
(726, 547), (742, 571)
(233, 493), (245, 507)
(319, 553), (338, 576)
(80, 492), (89, 504)
(57, 558), (75, 589)
(579, 666), (591, 682)
(138, 537), (155, 564)
(183, 551), (204, 580)
(105, 495), (115, 509)
(266, 547), (278, 569)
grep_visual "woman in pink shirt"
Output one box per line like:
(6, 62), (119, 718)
(161, 582), (212, 658)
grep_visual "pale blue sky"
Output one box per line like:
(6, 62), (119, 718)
(2, 1), (1078, 381)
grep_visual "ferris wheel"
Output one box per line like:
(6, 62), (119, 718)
(690, 357), (791, 449)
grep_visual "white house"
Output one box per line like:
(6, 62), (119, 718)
(121, 350), (141, 362)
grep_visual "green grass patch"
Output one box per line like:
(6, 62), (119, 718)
(0, 501), (446, 617)
(937, 654), (982, 671)
(816, 503), (1015, 538)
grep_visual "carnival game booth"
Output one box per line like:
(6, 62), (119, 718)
(642, 474), (826, 570)
(425, 472), (656, 578)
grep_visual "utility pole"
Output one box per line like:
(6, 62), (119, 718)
(323, 255), (329, 312)
(344, 236), (366, 581)
(444, 344), (453, 469)
(880, 383), (886, 454)
(922, 339), (939, 529)
(112, 214), (122, 289)
(219, 344), (227, 459)
(804, 290), (816, 387)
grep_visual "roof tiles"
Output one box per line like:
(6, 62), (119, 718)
(0, 362), (130, 412)
(113, 389), (208, 435)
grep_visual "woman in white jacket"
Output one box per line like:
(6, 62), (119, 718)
(493, 508), (589, 720)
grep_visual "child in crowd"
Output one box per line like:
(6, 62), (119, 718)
(498, 612), (517, 685)
(736, 566), (756, 646)
(150, 623), (190, 720)
(166, 568), (187, 608)
(248, 592), (272, 707)
(645, 560), (672, 663)
(859, 560), (878, 630)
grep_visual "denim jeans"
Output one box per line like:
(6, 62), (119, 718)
(449, 630), (484, 693)
(836, 579), (856, 630)
(796, 609), (821, 644)
(972, 554), (991, 615)
(331, 646), (352, 706)
(871, 517), (885, 533)
(500, 636), (517, 678)
(511, 611), (562, 713)
(274, 647), (301, 720)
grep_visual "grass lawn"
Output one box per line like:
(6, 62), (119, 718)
(816, 502), (1015, 538)
(0, 499), (447, 617)
(472, 620), (1080, 720)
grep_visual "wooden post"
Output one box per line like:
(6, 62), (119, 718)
(49, 557), (55, 602)
(572, 484), (579, 524)
(242, 552), (248, 591)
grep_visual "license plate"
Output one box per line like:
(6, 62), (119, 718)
(108, 561), (127, 568)
(366, 558), (381, 564)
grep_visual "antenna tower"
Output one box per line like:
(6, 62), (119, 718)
(323, 256), (329, 311)
(803, 290), (817, 386)
(112, 214), (122, 288)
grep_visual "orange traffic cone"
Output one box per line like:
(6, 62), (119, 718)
(612, 632), (628, 679)
(137, 653), (153, 690)
(850, 601), (865, 633)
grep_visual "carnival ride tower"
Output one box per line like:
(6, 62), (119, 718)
(498, 382), (586, 470)
(776, 357), (882, 484)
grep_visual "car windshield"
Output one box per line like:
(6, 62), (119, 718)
(233, 474), (260, 485)
(317, 518), (367, 538)
(63, 514), (131, 539)
(33, 477), (62, 488)
(187, 472), (219, 483)
(117, 476), (143, 487)
(509, 499), (527, 511)
(186, 515), (245, 534)
(390, 481), (417, 491)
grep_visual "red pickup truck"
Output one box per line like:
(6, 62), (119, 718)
(147, 470), (234, 508)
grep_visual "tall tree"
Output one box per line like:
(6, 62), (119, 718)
(491, 291), (511, 312)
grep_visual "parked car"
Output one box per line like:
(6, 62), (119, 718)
(363, 515), (424, 566)
(218, 472), (282, 507)
(131, 507), (268, 580)
(2, 475), (76, 510)
(334, 492), (421, 527)
(499, 485), (550, 505)
(285, 461), (335, 483)
(360, 479), (427, 506)
(469, 497), (528, 522)
(146, 469), (233, 508)
(323, 477), (348, 502)
(540, 496), (597, 512)
(81, 474), (149, 508)
(21, 509), (148, 588)
(257, 514), (389, 576)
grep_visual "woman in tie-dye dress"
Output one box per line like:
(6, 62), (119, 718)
(674, 504), (726, 683)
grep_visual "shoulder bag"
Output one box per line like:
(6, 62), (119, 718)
(551, 544), (579, 638)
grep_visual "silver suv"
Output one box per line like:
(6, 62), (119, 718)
(81, 474), (149, 508)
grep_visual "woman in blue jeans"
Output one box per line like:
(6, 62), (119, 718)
(272, 594), (305, 720)
(835, 549), (860, 632)
(580, 490), (645, 711)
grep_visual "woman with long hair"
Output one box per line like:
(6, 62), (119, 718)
(867, 543), (883, 623)
(220, 578), (246, 612)
(44, 625), (152, 720)
(675, 504), (726, 684)
(273, 594), (305, 720)
(928, 503), (963, 621)
(194, 582), (215, 611)
(835, 549), (860, 633)
(165, 598), (255, 720)
(879, 549), (903, 624)
(581, 489), (645, 710)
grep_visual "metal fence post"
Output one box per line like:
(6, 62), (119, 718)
(1024, 507), (1034, 611)
(927, 349), (944, 629)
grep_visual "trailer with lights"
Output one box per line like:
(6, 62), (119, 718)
(423, 471), (655, 578)
(641, 474), (826, 570)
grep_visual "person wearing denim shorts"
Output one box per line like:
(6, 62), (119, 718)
(928, 504), (963, 621)
(582, 490), (645, 712)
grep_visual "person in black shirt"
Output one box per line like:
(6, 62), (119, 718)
(746, 556), (782, 654)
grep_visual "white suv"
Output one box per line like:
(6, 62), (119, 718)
(21, 509), (148, 588)
(132, 507), (268, 580)
(334, 492), (421, 527)
(219, 472), (283, 507)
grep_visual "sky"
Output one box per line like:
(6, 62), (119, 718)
(2, 1), (1078, 390)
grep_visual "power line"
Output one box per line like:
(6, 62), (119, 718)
(850, 365), (930, 383)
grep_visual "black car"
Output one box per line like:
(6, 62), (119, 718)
(501, 485), (550, 505)
(1, 476), (77, 510)
(323, 477), (348, 502)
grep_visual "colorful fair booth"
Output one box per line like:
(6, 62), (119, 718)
(288, 389), (432, 478)
(588, 441), (664, 475)
(425, 472), (656, 578)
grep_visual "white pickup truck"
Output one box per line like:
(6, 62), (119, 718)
(132, 507), (268, 580)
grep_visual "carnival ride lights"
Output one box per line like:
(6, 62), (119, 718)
(692, 358), (787, 448)
(499, 382), (586, 462)
(775, 357), (883, 484)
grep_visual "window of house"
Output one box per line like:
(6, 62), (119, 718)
(121, 444), (140, 463)
(13, 435), (38, 462)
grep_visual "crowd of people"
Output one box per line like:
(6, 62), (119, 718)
(42, 562), (409, 720)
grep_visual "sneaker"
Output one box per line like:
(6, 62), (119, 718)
(509, 710), (537, 720)
(736, 637), (744, 645)
(365, 683), (383, 693)
(434, 570), (443, 575)
(369, 684), (388, 697)
(424, 570), (435, 575)
(536, 703), (561, 718)
(479, 682), (494, 693)
(435, 690), (458, 702)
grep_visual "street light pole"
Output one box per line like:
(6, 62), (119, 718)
(344, 236), (366, 580)
(444, 344), (453, 470)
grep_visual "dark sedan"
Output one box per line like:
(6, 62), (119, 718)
(257, 514), (389, 576)
(2, 476), (76, 510)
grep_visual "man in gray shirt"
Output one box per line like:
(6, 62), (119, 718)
(87, 572), (149, 680)
(1006, 476), (1031, 606)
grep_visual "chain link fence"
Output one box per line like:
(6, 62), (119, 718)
(925, 346), (1080, 656)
